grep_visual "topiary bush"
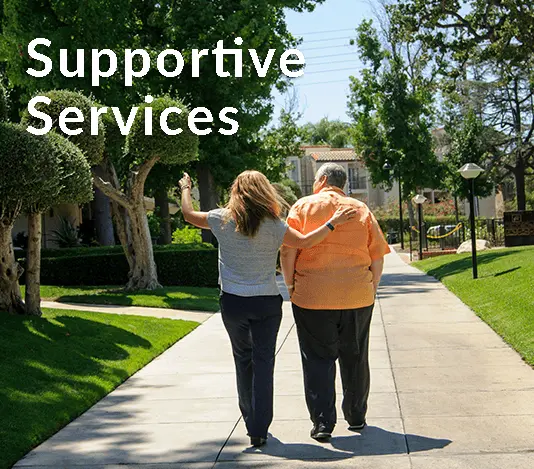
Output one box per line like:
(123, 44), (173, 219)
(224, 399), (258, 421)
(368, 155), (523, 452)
(22, 90), (105, 165)
(126, 96), (199, 165)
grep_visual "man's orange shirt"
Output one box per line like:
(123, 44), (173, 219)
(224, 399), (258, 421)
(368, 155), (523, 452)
(286, 187), (390, 310)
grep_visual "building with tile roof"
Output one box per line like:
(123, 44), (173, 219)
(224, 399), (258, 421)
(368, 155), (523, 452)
(285, 143), (498, 218)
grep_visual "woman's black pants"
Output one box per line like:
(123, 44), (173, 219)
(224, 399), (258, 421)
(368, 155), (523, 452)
(220, 292), (283, 439)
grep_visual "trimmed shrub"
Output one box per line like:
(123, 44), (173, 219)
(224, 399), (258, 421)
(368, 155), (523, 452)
(38, 243), (212, 259)
(126, 96), (199, 165)
(19, 248), (218, 287)
(172, 226), (202, 244)
(22, 90), (105, 165)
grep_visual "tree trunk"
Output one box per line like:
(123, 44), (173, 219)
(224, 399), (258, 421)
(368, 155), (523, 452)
(125, 201), (161, 291)
(25, 212), (43, 316)
(514, 159), (526, 211)
(154, 187), (172, 244)
(93, 156), (161, 291)
(197, 164), (219, 244)
(92, 165), (115, 246)
(111, 202), (135, 271)
(0, 221), (25, 315)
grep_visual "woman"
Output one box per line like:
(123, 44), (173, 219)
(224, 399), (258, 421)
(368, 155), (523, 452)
(179, 170), (355, 447)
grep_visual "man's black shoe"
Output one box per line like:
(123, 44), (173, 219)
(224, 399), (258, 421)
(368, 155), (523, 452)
(310, 423), (332, 441)
(348, 421), (366, 431)
(250, 436), (267, 447)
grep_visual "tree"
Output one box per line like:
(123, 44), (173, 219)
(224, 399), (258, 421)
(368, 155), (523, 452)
(442, 110), (495, 207)
(259, 109), (307, 183)
(92, 96), (199, 290)
(392, 0), (534, 210)
(155, 0), (326, 222)
(19, 91), (98, 315)
(0, 120), (91, 315)
(2, 0), (327, 238)
(348, 20), (441, 211)
(1, 0), (137, 106)
(24, 134), (93, 315)
(302, 118), (352, 148)
(393, 0), (534, 65)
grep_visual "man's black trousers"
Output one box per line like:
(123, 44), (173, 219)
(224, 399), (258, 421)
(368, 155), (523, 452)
(292, 303), (375, 431)
(220, 292), (283, 439)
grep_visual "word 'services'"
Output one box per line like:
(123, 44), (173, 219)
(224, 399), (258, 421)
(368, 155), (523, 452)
(25, 38), (306, 137)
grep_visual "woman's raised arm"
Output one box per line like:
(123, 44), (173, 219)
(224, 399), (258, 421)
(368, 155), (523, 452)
(179, 173), (210, 230)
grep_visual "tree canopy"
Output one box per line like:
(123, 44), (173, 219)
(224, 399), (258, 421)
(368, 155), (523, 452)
(441, 110), (496, 200)
(21, 90), (105, 165)
(392, 0), (534, 210)
(303, 118), (352, 148)
(126, 96), (199, 167)
(348, 19), (440, 197)
(1, 0), (326, 196)
(258, 109), (307, 182)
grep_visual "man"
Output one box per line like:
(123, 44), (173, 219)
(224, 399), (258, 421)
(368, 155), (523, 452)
(281, 163), (390, 441)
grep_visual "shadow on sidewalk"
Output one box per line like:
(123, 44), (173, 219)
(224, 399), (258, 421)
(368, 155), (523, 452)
(377, 270), (441, 298)
(237, 426), (451, 461)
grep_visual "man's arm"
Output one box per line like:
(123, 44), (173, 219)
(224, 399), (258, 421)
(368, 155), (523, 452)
(280, 245), (298, 295)
(370, 258), (384, 293)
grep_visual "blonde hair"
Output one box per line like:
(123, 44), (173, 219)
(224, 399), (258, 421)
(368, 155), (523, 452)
(226, 170), (287, 237)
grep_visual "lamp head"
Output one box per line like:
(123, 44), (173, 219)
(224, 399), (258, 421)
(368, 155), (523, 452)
(412, 194), (427, 205)
(459, 163), (484, 180)
(383, 161), (392, 171)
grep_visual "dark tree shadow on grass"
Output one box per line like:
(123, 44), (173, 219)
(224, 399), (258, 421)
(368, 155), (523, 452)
(55, 286), (219, 312)
(423, 250), (517, 281)
(0, 314), (152, 469)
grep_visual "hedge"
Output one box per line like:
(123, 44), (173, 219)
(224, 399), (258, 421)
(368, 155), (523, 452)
(38, 243), (213, 259)
(18, 248), (218, 287)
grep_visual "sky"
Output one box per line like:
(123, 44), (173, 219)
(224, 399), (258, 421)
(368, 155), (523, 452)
(272, 0), (375, 125)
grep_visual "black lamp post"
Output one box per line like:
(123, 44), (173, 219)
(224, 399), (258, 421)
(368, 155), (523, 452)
(383, 152), (404, 249)
(459, 163), (484, 279)
(413, 194), (427, 261)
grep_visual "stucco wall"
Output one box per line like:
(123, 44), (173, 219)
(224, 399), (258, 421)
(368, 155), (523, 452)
(12, 204), (82, 248)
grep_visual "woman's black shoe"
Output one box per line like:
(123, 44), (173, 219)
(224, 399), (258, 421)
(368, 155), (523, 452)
(250, 436), (267, 447)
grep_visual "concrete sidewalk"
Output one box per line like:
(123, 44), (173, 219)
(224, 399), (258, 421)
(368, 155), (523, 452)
(15, 252), (534, 468)
(41, 301), (214, 323)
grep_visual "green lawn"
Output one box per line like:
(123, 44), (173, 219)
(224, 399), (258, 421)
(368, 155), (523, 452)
(413, 246), (534, 366)
(25, 285), (220, 312)
(0, 308), (198, 469)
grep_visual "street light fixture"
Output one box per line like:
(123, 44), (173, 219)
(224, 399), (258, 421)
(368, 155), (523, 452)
(459, 163), (485, 279)
(413, 194), (427, 261)
(384, 150), (405, 249)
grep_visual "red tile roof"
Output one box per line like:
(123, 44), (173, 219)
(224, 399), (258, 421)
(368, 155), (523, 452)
(310, 149), (357, 162)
